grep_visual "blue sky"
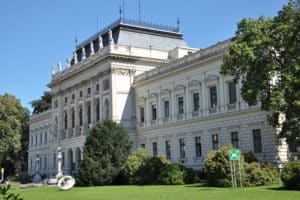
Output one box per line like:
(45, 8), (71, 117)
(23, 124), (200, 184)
(0, 0), (288, 111)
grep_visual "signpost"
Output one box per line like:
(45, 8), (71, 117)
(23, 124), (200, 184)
(229, 149), (242, 189)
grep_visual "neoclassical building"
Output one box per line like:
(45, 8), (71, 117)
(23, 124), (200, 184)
(28, 18), (288, 176)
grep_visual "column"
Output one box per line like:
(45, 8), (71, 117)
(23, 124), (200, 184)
(171, 83), (176, 122)
(185, 78), (190, 119)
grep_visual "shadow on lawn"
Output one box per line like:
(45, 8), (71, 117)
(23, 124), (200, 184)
(266, 186), (300, 191)
(185, 183), (216, 190)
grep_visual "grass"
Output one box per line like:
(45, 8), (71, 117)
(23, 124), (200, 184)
(15, 184), (300, 200)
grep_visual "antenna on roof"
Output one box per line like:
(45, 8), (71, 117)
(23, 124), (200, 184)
(177, 17), (180, 31)
(97, 16), (99, 32)
(75, 35), (78, 47)
(123, 0), (125, 19)
(138, 0), (141, 23)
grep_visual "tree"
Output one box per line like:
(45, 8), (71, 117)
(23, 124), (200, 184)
(76, 119), (131, 186)
(221, 0), (300, 146)
(30, 91), (51, 114)
(0, 93), (29, 176)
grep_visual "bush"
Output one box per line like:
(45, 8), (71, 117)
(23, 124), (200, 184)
(281, 160), (300, 189)
(0, 184), (23, 200)
(136, 155), (169, 184)
(157, 163), (185, 185)
(121, 148), (151, 184)
(76, 120), (132, 186)
(12, 172), (32, 184)
(205, 144), (279, 187)
(205, 144), (243, 187)
(243, 151), (258, 163)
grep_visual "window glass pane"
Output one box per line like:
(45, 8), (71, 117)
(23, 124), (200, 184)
(231, 132), (239, 149)
(228, 82), (237, 104)
(195, 136), (202, 157)
(193, 92), (199, 111)
(140, 107), (145, 123)
(252, 129), (262, 153)
(179, 139), (185, 158)
(164, 100), (169, 118)
(178, 97), (184, 114)
(165, 140), (171, 159)
(210, 86), (217, 108)
(152, 142), (157, 156)
(212, 134), (219, 150)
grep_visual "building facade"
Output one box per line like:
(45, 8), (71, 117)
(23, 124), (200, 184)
(28, 18), (288, 176)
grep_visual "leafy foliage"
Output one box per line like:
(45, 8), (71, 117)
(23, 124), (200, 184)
(76, 120), (131, 186)
(0, 94), (29, 177)
(0, 184), (23, 200)
(157, 163), (186, 185)
(121, 148), (151, 184)
(205, 145), (279, 187)
(30, 91), (51, 115)
(221, 0), (300, 146)
(281, 160), (300, 189)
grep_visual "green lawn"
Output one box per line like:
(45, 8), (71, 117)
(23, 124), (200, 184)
(17, 184), (300, 200)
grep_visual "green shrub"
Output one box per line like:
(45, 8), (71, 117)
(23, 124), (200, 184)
(179, 166), (200, 184)
(157, 163), (185, 185)
(0, 184), (23, 200)
(122, 148), (151, 184)
(281, 160), (300, 189)
(243, 151), (258, 163)
(76, 120), (132, 186)
(136, 155), (169, 184)
(205, 144), (243, 187)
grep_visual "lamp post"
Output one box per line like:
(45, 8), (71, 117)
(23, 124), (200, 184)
(0, 168), (4, 186)
(57, 147), (63, 177)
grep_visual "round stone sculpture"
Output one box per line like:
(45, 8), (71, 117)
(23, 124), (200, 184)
(57, 176), (75, 190)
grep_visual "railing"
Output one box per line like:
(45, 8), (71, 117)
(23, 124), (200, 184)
(134, 39), (232, 84)
(76, 18), (179, 49)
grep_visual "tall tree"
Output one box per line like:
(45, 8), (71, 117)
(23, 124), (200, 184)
(221, 0), (300, 146)
(76, 119), (132, 186)
(30, 91), (51, 114)
(0, 93), (29, 175)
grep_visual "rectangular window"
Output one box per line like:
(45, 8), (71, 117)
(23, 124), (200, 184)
(195, 136), (202, 157)
(103, 78), (110, 90)
(30, 135), (33, 146)
(140, 144), (145, 148)
(54, 100), (58, 109)
(228, 81), (237, 104)
(64, 96), (68, 103)
(212, 134), (219, 150)
(79, 90), (83, 98)
(165, 140), (171, 159)
(40, 134), (42, 144)
(44, 157), (47, 169)
(210, 86), (218, 108)
(231, 132), (239, 149)
(140, 107), (145, 123)
(53, 153), (56, 168)
(152, 142), (158, 157)
(96, 84), (99, 92)
(30, 159), (33, 170)
(62, 152), (65, 167)
(151, 104), (157, 120)
(44, 132), (47, 143)
(87, 87), (91, 95)
(72, 93), (75, 100)
(178, 96), (184, 115)
(164, 100), (169, 118)
(179, 139), (185, 158)
(193, 92), (200, 112)
(35, 134), (38, 145)
(253, 129), (262, 153)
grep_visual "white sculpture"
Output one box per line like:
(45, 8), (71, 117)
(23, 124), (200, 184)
(108, 29), (114, 44)
(74, 52), (78, 64)
(90, 42), (94, 55)
(52, 65), (56, 75)
(58, 175), (75, 190)
(66, 58), (71, 68)
(98, 35), (103, 49)
(82, 47), (86, 59)
(57, 147), (63, 177)
(58, 61), (62, 71)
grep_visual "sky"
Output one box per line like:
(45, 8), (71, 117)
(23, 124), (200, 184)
(0, 0), (288, 111)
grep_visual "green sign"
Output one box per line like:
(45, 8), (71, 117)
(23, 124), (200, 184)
(229, 149), (240, 160)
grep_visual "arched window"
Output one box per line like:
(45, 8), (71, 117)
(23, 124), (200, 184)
(64, 112), (68, 130)
(71, 109), (75, 128)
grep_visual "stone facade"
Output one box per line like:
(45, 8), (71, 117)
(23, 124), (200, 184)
(28, 18), (288, 176)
